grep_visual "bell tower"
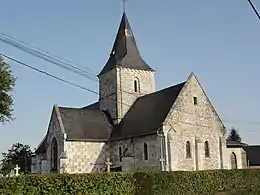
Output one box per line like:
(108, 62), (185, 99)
(98, 12), (155, 124)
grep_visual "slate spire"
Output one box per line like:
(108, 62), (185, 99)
(98, 12), (154, 76)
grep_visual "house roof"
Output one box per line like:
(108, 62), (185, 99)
(35, 102), (111, 154)
(35, 81), (185, 149)
(59, 107), (113, 141)
(226, 140), (248, 148)
(98, 12), (154, 76)
(110, 82), (186, 140)
(81, 101), (100, 110)
(244, 146), (260, 166)
(35, 135), (47, 154)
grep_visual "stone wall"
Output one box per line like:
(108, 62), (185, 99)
(99, 67), (155, 124)
(31, 155), (38, 174)
(226, 147), (247, 169)
(249, 166), (260, 169)
(31, 153), (47, 174)
(45, 106), (66, 173)
(99, 69), (118, 123)
(40, 160), (48, 174)
(116, 68), (155, 122)
(164, 74), (227, 171)
(64, 141), (106, 173)
(109, 134), (161, 171)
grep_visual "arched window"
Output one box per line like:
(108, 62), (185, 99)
(119, 146), (122, 162)
(51, 138), (58, 173)
(144, 143), (148, 160)
(204, 141), (210, 158)
(134, 78), (140, 93)
(231, 152), (237, 169)
(186, 141), (191, 158)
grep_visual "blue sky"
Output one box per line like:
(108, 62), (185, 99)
(0, 1), (260, 154)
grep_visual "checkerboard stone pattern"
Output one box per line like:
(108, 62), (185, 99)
(64, 141), (106, 173)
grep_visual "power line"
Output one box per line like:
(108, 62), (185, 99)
(0, 33), (146, 94)
(0, 32), (97, 76)
(0, 35), (151, 106)
(247, 0), (260, 19)
(1, 34), (260, 129)
(2, 52), (260, 130)
(0, 52), (136, 108)
(0, 35), (98, 82)
(0, 32), (152, 105)
(0, 33), (150, 96)
(0, 52), (98, 94)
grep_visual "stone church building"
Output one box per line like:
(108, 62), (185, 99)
(31, 12), (247, 174)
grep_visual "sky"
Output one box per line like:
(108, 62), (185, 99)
(0, 1), (260, 155)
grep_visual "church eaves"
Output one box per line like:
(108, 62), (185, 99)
(98, 12), (154, 76)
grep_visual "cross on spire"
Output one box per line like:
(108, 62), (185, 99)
(122, 0), (127, 12)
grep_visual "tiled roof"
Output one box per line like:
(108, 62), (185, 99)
(59, 107), (113, 141)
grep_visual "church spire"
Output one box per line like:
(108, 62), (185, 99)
(110, 12), (138, 59)
(98, 12), (154, 76)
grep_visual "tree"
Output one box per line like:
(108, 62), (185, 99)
(227, 128), (242, 143)
(0, 55), (16, 124)
(0, 143), (33, 176)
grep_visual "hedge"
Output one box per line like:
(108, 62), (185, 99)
(0, 169), (260, 195)
(216, 187), (260, 195)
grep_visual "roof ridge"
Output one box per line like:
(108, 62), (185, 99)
(82, 101), (99, 108)
(136, 81), (186, 100)
(58, 106), (81, 110)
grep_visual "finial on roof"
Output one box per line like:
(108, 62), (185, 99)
(122, 0), (127, 13)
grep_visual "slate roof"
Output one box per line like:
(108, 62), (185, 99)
(59, 107), (113, 141)
(244, 146), (260, 166)
(35, 136), (47, 154)
(110, 82), (186, 140)
(226, 141), (260, 166)
(98, 12), (154, 76)
(82, 101), (100, 110)
(35, 103), (111, 154)
(226, 140), (248, 148)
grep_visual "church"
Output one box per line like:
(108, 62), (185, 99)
(31, 12), (248, 174)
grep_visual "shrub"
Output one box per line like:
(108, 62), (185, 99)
(0, 169), (259, 195)
(135, 169), (260, 195)
(217, 187), (260, 195)
(0, 173), (135, 195)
